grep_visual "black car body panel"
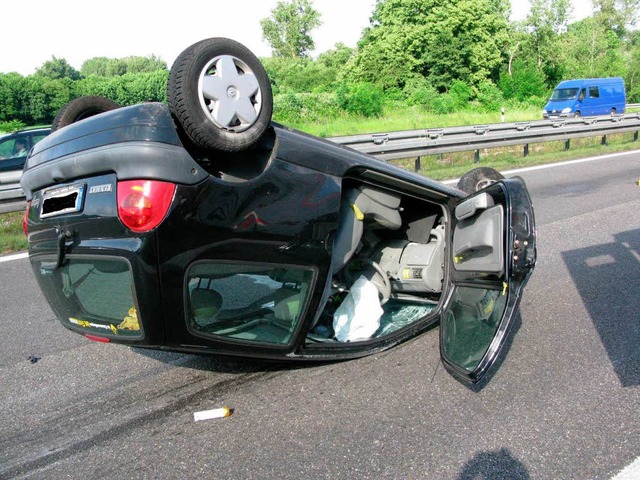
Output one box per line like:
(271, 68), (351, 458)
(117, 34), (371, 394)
(22, 102), (537, 383)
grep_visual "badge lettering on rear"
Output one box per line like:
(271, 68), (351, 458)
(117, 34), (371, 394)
(89, 184), (112, 194)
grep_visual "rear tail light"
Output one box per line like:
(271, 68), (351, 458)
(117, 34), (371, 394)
(23, 201), (30, 236)
(117, 180), (176, 232)
(85, 334), (110, 343)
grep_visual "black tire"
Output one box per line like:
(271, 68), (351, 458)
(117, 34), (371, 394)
(574, 111), (581, 118)
(167, 38), (273, 153)
(457, 167), (505, 195)
(51, 96), (120, 132)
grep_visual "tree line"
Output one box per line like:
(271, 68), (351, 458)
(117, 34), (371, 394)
(1, 0), (639, 131)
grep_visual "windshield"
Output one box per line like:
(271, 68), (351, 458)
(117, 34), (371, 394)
(550, 88), (579, 101)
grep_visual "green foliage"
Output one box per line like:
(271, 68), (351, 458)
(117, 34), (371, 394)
(76, 71), (169, 105)
(515, 0), (571, 88)
(473, 81), (505, 112)
(262, 57), (338, 93)
(430, 94), (457, 114)
(0, 120), (26, 133)
(260, 0), (322, 58)
(336, 82), (385, 117)
(498, 60), (549, 101)
(273, 92), (341, 123)
(0, 73), (27, 121)
(626, 32), (640, 102)
(403, 76), (438, 109)
(81, 55), (167, 77)
(34, 56), (81, 80)
(449, 81), (472, 109)
(347, 0), (509, 91)
(591, 0), (640, 39)
(556, 17), (626, 79)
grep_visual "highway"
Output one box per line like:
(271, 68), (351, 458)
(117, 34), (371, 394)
(1, 150), (639, 479)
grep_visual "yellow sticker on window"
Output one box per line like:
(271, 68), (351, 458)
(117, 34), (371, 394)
(117, 307), (140, 331)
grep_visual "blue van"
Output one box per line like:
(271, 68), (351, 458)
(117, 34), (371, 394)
(542, 77), (626, 118)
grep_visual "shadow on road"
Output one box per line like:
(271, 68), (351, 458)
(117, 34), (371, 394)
(562, 228), (640, 387)
(457, 448), (530, 479)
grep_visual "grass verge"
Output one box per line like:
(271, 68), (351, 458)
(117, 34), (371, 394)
(288, 106), (542, 137)
(0, 211), (26, 254)
(390, 132), (640, 180)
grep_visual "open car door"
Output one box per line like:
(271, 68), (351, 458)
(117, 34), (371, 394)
(440, 177), (536, 383)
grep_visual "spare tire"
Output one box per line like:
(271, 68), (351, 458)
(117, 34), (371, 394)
(51, 96), (120, 132)
(167, 37), (273, 153)
(457, 167), (505, 194)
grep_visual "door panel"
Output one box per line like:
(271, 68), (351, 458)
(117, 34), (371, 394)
(440, 178), (536, 383)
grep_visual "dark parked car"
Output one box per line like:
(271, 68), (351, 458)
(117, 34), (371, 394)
(21, 39), (536, 384)
(0, 127), (50, 173)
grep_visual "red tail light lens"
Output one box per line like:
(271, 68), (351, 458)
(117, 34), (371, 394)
(117, 180), (176, 232)
(23, 201), (30, 236)
(85, 334), (110, 343)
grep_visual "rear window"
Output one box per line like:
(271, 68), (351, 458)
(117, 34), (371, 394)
(186, 262), (315, 345)
(35, 257), (143, 339)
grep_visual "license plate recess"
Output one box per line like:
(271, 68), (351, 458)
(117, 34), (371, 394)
(40, 183), (85, 218)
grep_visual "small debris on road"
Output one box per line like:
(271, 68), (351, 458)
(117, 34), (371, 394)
(194, 407), (233, 422)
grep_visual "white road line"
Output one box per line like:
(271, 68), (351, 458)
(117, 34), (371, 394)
(0, 252), (28, 263)
(442, 149), (640, 184)
(611, 456), (640, 480)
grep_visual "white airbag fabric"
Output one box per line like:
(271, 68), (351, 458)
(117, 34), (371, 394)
(333, 275), (383, 342)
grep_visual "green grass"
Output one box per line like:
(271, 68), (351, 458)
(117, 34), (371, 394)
(287, 106), (542, 137)
(390, 132), (640, 180)
(0, 211), (27, 254)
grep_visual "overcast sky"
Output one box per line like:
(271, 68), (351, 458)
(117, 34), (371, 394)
(0, 0), (587, 76)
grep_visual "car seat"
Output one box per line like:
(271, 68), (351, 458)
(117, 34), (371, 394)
(331, 186), (402, 272)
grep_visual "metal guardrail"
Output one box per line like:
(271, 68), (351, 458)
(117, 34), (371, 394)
(330, 113), (640, 162)
(1, 111), (640, 213)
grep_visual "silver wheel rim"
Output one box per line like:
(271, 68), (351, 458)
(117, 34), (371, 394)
(197, 55), (262, 133)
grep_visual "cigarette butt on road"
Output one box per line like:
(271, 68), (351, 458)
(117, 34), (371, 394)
(194, 407), (233, 421)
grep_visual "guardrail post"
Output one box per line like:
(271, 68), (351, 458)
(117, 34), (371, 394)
(601, 135), (607, 145)
(524, 144), (529, 157)
(565, 139), (571, 151)
(474, 150), (480, 163)
(414, 157), (421, 172)
(634, 131), (638, 142)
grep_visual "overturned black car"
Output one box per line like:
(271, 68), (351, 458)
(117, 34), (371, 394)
(21, 38), (536, 383)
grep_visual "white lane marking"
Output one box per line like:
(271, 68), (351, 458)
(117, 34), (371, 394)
(611, 456), (640, 480)
(0, 252), (28, 263)
(442, 148), (640, 185)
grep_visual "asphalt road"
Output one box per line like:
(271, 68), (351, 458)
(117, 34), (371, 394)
(1, 151), (639, 479)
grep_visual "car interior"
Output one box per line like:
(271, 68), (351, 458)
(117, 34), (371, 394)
(306, 178), (447, 344)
